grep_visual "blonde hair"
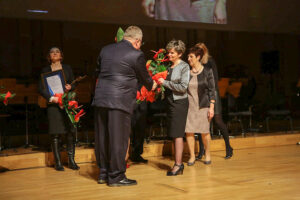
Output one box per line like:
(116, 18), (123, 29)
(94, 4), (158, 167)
(195, 43), (210, 64)
(123, 26), (143, 41)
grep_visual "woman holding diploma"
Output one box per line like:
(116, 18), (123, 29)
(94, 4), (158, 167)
(39, 47), (79, 171)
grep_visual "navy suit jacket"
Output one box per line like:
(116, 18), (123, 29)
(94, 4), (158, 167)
(92, 40), (153, 114)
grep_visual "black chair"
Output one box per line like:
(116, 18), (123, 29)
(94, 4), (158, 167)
(265, 110), (293, 132)
(227, 94), (253, 137)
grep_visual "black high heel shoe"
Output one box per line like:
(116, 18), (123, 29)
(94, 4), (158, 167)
(196, 149), (205, 160)
(166, 163), (184, 176)
(225, 147), (233, 159)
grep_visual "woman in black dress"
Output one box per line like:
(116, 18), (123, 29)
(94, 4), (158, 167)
(195, 43), (233, 159)
(39, 47), (80, 171)
(158, 40), (190, 176)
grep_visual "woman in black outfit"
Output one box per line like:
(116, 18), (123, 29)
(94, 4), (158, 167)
(158, 40), (190, 176)
(39, 47), (80, 171)
(195, 43), (233, 159)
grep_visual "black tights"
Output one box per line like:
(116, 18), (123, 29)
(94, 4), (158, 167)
(198, 114), (231, 151)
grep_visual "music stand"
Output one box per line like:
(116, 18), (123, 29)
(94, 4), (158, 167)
(23, 96), (36, 149)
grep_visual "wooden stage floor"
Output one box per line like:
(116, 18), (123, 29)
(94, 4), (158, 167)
(0, 145), (299, 200)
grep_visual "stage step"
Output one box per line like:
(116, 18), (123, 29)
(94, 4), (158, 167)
(0, 132), (299, 170)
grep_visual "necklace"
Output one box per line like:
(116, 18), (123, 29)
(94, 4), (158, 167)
(192, 63), (203, 73)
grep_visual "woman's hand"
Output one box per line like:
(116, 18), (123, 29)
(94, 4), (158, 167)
(152, 81), (158, 90)
(65, 84), (72, 91)
(51, 97), (59, 103)
(50, 97), (63, 109)
(158, 78), (165, 84)
(208, 108), (214, 121)
(142, 0), (155, 18)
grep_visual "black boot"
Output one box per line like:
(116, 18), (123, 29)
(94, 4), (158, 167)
(67, 133), (80, 170)
(225, 146), (233, 159)
(52, 135), (64, 171)
(196, 135), (205, 160)
(196, 148), (205, 160)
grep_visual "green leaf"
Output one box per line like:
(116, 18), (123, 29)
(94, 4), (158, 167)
(9, 93), (16, 98)
(116, 27), (124, 42)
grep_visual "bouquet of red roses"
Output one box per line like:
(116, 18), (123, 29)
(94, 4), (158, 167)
(136, 49), (170, 103)
(53, 92), (85, 128)
(0, 86), (16, 106)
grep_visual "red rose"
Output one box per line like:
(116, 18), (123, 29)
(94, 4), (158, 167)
(75, 109), (85, 122)
(3, 91), (12, 105)
(153, 49), (165, 59)
(146, 91), (156, 103)
(140, 86), (148, 99)
(68, 101), (78, 109)
(136, 91), (141, 100)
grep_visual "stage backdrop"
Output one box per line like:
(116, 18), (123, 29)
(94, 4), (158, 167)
(0, 0), (300, 33)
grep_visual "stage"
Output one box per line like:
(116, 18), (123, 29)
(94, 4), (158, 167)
(0, 132), (300, 170)
(0, 144), (300, 200)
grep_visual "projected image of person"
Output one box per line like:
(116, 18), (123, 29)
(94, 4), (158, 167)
(192, 0), (227, 24)
(142, 0), (227, 24)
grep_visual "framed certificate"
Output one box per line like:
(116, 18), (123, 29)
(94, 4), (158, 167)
(41, 69), (66, 96)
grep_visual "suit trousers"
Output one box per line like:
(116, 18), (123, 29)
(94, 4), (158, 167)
(94, 107), (131, 184)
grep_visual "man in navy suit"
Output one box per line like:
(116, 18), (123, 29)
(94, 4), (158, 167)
(92, 26), (156, 187)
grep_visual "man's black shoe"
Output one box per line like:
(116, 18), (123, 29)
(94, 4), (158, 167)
(109, 178), (137, 187)
(131, 155), (148, 163)
(97, 178), (108, 184)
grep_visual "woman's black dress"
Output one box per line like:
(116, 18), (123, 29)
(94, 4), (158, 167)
(165, 68), (189, 138)
(39, 64), (75, 135)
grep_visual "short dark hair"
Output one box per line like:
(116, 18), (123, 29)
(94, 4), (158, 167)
(188, 46), (204, 60)
(47, 47), (63, 63)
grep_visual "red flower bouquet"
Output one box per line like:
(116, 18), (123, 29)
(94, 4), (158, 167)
(0, 87), (16, 106)
(53, 91), (85, 128)
(136, 49), (170, 103)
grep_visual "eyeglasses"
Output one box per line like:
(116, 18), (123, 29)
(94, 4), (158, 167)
(137, 39), (145, 47)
